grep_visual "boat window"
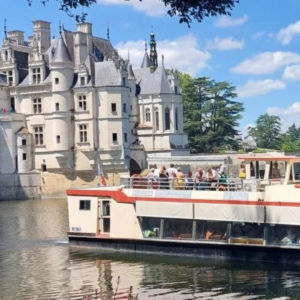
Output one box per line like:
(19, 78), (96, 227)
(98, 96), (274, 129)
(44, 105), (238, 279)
(268, 225), (300, 245)
(140, 217), (161, 238)
(293, 163), (300, 181)
(196, 221), (227, 242)
(79, 200), (91, 211)
(163, 219), (193, 240)
(102, 201), (110, 216)
(231, 223), (264, 244)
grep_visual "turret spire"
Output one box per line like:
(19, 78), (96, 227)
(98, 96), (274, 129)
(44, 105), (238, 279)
(141, 39), (150, 68)
(59, 21), (62, 35)
(149, 29), (158, 73)
(4, 19), (7, 39)
(107, 23), (110, 41)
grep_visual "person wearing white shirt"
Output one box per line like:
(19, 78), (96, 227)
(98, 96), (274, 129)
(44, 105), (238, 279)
(166, 164), (177, 178)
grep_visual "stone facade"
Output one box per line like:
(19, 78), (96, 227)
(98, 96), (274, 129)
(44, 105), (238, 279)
(0, 20), (189, 195)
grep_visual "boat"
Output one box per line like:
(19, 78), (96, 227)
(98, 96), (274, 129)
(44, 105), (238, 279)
(67, 155), (300, 264)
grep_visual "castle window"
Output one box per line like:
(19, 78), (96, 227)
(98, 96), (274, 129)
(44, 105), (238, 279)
(165, 107), (170, 130)
(111, 103), (117, 112)
(22, 139), (26, 146)
(56, 135), (60, 144)
(8, 71), (13, 86)
(155, 108), (159, 131)
(33, 98), (42, 114)
(124, 133), (128, 143)
(112, 133), (118, 142)
(34, 126), (43, 145)
(55, 78), (59, 85)
(80, 77), (85, 86)
(130, 105), (132, 111)
(79, 124), (88, 143)
(145, 108), (151, 122)
(55, 103), (59, 111)
(10, 97), (15, 111)
(22, 153), (27, 161)
(32, 68), (41, 84)
(122, 77), (126, 87)
(5, 51), (8, 61)
(78, 95), (87, 111)
(123, 103), (127, 113)
(175, 86), (178, 94)
(175, 108), (179, 131)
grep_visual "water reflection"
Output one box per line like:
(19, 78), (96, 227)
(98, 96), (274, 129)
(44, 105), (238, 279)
(1, 199), (300, 299)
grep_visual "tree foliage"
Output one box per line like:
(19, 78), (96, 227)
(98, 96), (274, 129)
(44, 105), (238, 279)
(179, 74), (244, 153)
(280, 124), (300, 152)
(26, 0), (239, 25)
(248, 114), (281, 150)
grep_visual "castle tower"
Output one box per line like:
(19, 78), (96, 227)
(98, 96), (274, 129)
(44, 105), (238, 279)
(16, 128), (33, 173)
(50, 32), (74, 152)
(149, 31), (158, 73)
(32, 20), (51, 54)
(127, 60), (138, 143)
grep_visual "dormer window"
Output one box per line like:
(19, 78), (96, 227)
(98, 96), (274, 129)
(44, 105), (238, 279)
(32, 68), (41, 84)
(80, 77), (85, 86)
(174, 86), (178, 94)
(5, 51), (8, 61)
(122, 77), (126, 87)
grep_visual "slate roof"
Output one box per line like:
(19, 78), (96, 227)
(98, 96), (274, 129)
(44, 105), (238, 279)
(51, 34), (72, 64)
(127, 63), (135, 79)
(134, 67), (173, 95)
(141, 51), (150, 68)
(95, 61), (120, 87)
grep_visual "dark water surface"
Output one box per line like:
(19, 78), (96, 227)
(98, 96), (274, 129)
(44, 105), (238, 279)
(1, 199), (300, 300)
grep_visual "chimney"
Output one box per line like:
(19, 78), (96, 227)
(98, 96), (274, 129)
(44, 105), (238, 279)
(7, 31), (24, 45)
(32, 20), (51, 53)
(76, 23), (92, 35)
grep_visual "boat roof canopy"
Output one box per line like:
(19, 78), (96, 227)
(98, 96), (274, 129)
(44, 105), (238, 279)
(238, 155), (300, 162)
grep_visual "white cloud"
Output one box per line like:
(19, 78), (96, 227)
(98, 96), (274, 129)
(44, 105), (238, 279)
(215, 15), (248, 28)
(237, 79), (286, 98)
(267, 102), (300, 130)
(251, 31), (265, 40)
(231, 51), (300, 75)
(282, 64), (300, 81)
(206, 37), (244, 51)
(277, 20), (300, 45)
(116, 34), (211, 76)
(99, 0), (167, 17)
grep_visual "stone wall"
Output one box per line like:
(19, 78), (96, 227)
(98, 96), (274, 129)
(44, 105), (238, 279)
(0, 172), (41, 200)
(41, 171), (122, 198)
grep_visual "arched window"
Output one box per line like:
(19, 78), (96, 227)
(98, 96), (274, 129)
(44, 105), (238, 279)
(155, 108), (159, 131)
(145, 108), (151, 122)
(175, 108), (179, 131)
(165, 107), (170, 130)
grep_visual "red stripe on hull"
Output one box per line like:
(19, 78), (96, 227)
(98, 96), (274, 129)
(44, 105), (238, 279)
(66, 189), (300, 207)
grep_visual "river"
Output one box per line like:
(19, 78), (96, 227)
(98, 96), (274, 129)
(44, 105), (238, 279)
(1, 198), (300, 299)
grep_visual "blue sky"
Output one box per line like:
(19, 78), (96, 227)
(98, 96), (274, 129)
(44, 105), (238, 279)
(2, 0), (300, 135)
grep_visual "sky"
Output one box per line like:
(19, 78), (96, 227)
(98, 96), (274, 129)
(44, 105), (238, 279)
(2, 0), (300, 136)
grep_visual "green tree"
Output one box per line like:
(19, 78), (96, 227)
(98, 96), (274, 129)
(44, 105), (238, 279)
(280, 123), (300, 152)
(248, 114), (281, 149)
(26, 0), (239, 25)
(179, 74), (244, 153)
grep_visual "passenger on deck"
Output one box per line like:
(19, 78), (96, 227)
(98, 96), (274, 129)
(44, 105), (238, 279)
(174, 167), (185, 190)
(195, 169), (208, 190)
(166, 163), (177, 178)
(159, 166), (169, 190)
(239, 164), (246, 179)
(147, 169), (157, 183)
(185, 171), (194, 190)
(207, 168), (217, 190)
(271, 162), (281, 179)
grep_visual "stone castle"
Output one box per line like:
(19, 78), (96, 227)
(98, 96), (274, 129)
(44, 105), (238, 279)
(0, 20), (188, 196)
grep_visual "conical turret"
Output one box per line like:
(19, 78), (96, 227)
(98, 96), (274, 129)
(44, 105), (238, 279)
(51, 33), (72, 64)
(150, 30), (158, 73)
(141, 40), (150, 68)
(127, 62), (135, 80)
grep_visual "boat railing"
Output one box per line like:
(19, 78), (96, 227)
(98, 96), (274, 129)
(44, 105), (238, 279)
(120, 177), (254, 192)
